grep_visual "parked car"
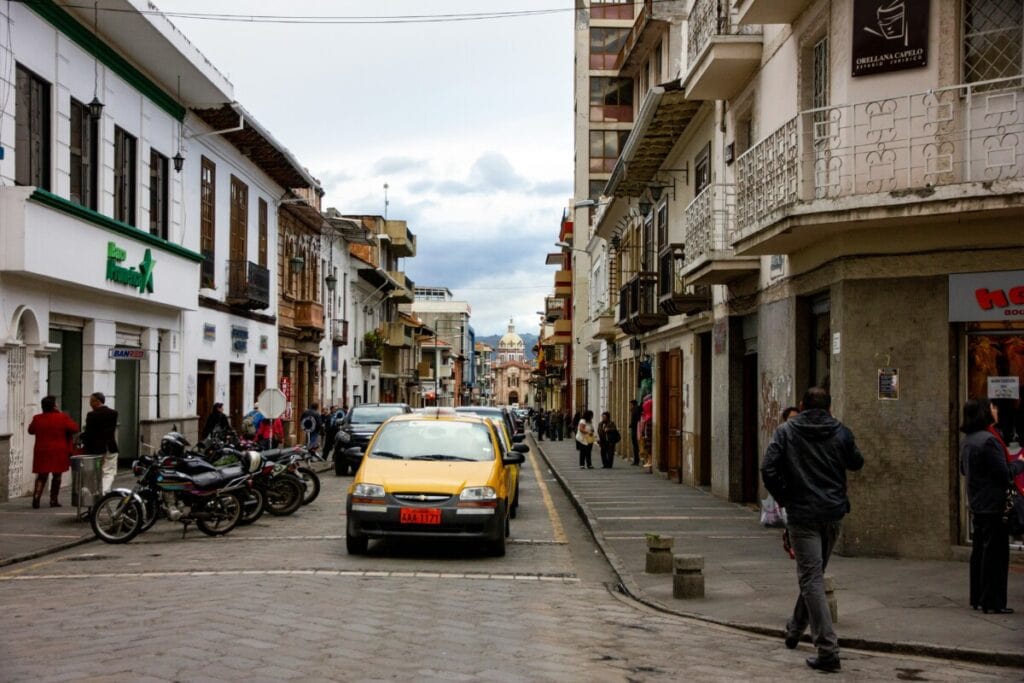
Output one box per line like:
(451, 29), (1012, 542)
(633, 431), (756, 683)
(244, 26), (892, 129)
(345, 412), (526, 556)
(333, 403), (412, 475)
(454, 406), (521, 443)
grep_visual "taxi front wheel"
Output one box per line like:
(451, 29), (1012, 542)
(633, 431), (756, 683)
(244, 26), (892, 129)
(487, 502), (508, 557)
(346, 518), (368, 555)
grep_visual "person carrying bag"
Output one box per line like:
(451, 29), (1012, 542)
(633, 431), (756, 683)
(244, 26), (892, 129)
(576, 410), (595, 469)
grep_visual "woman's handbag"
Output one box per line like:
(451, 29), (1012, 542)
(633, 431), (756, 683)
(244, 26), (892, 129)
(1005, 488), (1024, 537)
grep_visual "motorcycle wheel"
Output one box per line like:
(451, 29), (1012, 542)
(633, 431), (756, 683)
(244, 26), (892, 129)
(237, 487), (265, 526)
(264, 475), (304, 516)
(297, 467), (321, 505)
(139, 492), (160, 533)
(90, 492), (144, 544)
(196, 492), (242, 536)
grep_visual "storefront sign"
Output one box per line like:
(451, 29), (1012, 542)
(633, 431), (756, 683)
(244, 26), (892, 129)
(260, 335), (268, 351)
(852, 0), (929, 77)
(987, 376), (1019, 400)
(203, 324), (216, 342)
(949, 270), (1024, 321)
(106, 241), (155, 294)
(108, 347), (144, 360)
(280, 376), (293, 421)
(878, 367), (899, 400)
(231, 326), (248, 353)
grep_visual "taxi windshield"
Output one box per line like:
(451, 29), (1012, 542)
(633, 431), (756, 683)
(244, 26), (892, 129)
(370, 420), (496, 462)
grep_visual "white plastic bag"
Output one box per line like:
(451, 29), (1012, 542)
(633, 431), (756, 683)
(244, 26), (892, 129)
(760, 495), (787, 528)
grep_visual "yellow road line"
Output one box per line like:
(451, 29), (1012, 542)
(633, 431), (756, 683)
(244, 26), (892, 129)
(0, 555), (62, 578)
(527, 447), (566, 544)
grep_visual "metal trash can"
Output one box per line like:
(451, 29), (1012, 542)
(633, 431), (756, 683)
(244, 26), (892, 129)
(70, 454), (104, 519)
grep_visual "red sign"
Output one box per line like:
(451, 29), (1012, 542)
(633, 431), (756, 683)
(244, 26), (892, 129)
(400, 508), (441, 525)
(279, 376), (293, 421)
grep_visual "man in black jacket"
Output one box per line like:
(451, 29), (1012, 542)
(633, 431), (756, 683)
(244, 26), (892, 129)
(761, 387), (864, 673)
(83, 392), (119, 494)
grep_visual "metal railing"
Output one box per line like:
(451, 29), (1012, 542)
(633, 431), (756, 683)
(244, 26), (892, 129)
(682, 184), (736, 273)
(226, 260), (270, 309)
(332, 319), (349, 346)
(735, 77), (1024, 237)
(687, 0), (761, 69)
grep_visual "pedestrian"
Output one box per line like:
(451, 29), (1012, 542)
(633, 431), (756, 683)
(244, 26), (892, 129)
(629, 399), (641, 466)
(597, 411), (620, 469)
(26, 396), (79, 508)
(553, 409), (564, 441)
(761, 387), (864, 672)
(536, 410), (547, 441)
(565, 410), (575, 442)
(959, 398), (1024, 614)
(82, 392), (119, 494)
(256, 414), (284, 450)
(201, 402), (231, 440)
(241, 402), (263, 438)
(781, 406), (800, 422)
(639, 394), (653, 470)
(576, 410), (596, 469)
(301, 402), (322, 448)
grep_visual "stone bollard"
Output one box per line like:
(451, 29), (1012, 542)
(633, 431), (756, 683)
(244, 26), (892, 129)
(645, 535), (674, 573)
(672, 554), (705, 599)
(824, 574), (838, 624)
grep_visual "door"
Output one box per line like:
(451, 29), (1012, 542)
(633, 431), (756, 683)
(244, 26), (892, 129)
(666, 349), (683, 482)
(741, 353), (759, 504)
(115, 359), (140, 465)
(229, 363), (244, 432)
(697, 332), (712, 487)
(254, 364), (267, 403)
(229, 176), (248, 264)
(197, 360), (215, 439)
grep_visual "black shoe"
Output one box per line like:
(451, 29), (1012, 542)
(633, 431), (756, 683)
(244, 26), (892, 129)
(805, 655), (841, 672)
(982, 607), (1014, 614)
(784, 631), (800, 649)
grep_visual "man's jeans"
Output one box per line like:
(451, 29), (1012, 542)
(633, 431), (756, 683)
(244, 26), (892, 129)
(786, 520), (842, 657)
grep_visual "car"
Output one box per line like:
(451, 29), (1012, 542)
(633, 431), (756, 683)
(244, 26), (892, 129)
(345, 412), (526, 556)
(480, 416), (523, 519)
(454, 405), (522, 444)
(333, 403), (413, 476)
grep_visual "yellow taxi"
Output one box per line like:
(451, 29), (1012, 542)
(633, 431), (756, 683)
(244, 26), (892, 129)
(345, 411), (527, 556)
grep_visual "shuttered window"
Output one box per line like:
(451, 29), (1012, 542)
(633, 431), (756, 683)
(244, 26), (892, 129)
(229, 176), (248, 265)
(113, 127), (137, 225)
(149, 149), (169, 239)
(69, 98), (97, 209)
(258, 197), (268, 267)
(200, 157), (216, 288)
(14, 64), (51, 190)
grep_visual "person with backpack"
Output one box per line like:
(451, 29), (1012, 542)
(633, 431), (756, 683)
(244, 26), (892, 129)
(301, 402), (322, 448)
(241, 403), (263, 439)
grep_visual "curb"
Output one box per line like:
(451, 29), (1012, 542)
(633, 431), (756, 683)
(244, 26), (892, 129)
(531, 436), (1024, 669)
(0, 535), (95, 569)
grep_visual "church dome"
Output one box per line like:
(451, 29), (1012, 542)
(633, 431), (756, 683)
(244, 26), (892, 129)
(498, 319), (524, 351)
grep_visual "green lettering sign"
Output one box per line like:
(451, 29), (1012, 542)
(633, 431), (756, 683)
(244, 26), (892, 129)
(105, 242), (155, 294)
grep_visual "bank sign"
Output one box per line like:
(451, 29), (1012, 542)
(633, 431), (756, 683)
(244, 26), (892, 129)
(852, 0), (929, 77)
(106, 241), (155, 294)
(949, 270), (1024, 322)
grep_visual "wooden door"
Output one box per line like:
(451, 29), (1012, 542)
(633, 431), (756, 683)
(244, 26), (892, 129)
(197, 361), (215, 439)
(741, 353), (759, 503)
(229, 363), (244, 431)
(697, 333), (712, 487)
(229, 176), (248, 264)
(666, 348), (683, 482)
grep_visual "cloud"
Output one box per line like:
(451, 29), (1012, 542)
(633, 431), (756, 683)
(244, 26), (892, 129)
(372, 156), (430, 176)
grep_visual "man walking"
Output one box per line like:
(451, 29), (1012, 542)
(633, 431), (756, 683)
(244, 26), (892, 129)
(82, 392), (119, 494)
(761, 387), (863, 672)
(629, 399), (641, 466)
(301, 402), (322, 449)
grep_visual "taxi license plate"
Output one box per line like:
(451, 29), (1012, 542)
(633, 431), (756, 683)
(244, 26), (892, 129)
(400, 508), (441, 525)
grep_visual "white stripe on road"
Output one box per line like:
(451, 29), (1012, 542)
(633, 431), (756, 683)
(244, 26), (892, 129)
(0, 569), (580, 583)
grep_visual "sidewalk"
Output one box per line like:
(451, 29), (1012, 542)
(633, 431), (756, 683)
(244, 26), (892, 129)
(532, 435), (1024, 667)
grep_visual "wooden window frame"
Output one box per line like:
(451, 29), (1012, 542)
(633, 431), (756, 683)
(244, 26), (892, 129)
(229, 175), (249, 266)
(113, 127), (137, 226)
(69, 98), (98, 210)
(149, 148), (169, 239)
(258, 198), (268, 267)
(200, 156), (216, 288)
(15, 64), (51, 190)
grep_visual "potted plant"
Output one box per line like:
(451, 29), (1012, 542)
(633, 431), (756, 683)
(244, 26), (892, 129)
(362, 329), (383, 360)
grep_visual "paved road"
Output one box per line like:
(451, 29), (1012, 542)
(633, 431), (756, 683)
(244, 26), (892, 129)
(0, 450), (1018, 682)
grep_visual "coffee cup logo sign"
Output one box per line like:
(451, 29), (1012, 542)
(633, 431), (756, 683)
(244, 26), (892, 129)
(852, 0), (929, 77)
(106, 241), (156, 294)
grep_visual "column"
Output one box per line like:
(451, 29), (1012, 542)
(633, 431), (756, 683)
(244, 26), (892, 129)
(139, 328), (159, 422)
(81, 319), (116, 416)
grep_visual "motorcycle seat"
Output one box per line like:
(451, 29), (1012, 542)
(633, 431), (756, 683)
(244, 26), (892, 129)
(192, 470), (231, 489)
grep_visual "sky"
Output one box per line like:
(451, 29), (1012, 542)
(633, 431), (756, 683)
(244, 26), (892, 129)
(154, 0), (575, 336)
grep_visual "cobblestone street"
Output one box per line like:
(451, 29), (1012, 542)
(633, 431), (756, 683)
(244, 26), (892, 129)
(1, 453), (1019, 682)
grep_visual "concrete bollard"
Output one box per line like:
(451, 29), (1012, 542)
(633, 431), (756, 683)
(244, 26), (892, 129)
(672, 554), (705, 599)
(645, 535), (674, 573)
(824, 574), (838, 624)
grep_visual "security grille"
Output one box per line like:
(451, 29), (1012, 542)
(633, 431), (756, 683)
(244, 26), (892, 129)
(963, 0), (1024, 83)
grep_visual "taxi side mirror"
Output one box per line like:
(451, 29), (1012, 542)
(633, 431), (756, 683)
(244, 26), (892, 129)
(511, 434), (525, 444)
(512, 443), (529, 454)
(503, 451), (526, 466)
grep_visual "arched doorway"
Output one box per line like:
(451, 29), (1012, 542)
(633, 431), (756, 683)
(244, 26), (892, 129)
(508, 390), (519, 405)
(6, 307), (42, 498)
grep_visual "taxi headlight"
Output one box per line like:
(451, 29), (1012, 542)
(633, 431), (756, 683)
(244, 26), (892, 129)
(459, 487), (497, 501)
(353, 483), (385, 497)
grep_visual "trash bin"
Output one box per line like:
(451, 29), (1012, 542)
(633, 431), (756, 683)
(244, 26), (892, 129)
(70, 454), (104, 519)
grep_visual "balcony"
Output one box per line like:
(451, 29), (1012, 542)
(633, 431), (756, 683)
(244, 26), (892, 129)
(552, 319), (573, 346)
(545, 296), (565, 321)
(294, 300), (324, 334)
(382, 320), (413, 348)
(381, 347), (402, 376)
(681, 184), (759, 285)
(594, 312), (619, 341)
(384, 220), (416, 258)
(616, 0), (686, 76)
(734, 0), (814, 25)
(617, 272), (667, 335)
(331, 319), (349, 346)
(226, 260), (271, 310)
(683, 0), (763, 101)
(733, 78), (1024, 256)
(387, 271), (414, 303)
(559, 215), (573, 243)
(658, 245), (713, 315)
(554, 269), (573, 297)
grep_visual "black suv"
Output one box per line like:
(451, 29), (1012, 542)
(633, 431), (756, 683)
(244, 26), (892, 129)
(333, 403), (412, 475)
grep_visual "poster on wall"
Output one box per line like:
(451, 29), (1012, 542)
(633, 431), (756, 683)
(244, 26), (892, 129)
(279, 376), (293, 421)
(852, 0), (929, 77)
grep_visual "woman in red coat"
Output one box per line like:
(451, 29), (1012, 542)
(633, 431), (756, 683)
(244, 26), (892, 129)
(27, 395), (79, 508)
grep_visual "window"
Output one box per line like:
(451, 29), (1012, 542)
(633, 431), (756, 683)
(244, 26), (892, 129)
(588, 179), (606, 200)
(69, 99), (97, 209)
(694, 142), (711, 196)
(590, 77), (633, 122)
(589, 130), (630, 173)
(590, 27), (629, 70)
(591, 0), (632, 20)
(812, 37), (829, 111)
(653, 42), (663, 85)
(963, 0), (1023, 83)
(258, 198), (268, 267)
(15, 64), (51, 189)
(229, 176), (248, 267)
(200, 157), (216, 288)
(656, 201), (668, 249)
(149, 149), (169, 239)
(113, 127), (137, 225)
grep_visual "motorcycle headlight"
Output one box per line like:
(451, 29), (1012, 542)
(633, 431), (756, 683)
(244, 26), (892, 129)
(353, 483), (385, 497)
(338, 431), (351, 444)
(459, 487), (496, 501)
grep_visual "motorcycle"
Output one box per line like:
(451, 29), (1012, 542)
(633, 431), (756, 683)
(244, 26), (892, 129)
(89, 433), (256, 544)
(200, 432), (319, 510)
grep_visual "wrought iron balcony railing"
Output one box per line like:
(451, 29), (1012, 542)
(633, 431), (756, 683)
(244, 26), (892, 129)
(617, 271), (667, 335)
(658, 245), (712, 316)
(682, 184), (736, 275)
(687, 0), (761, 69)
(226, 260), (270, 309)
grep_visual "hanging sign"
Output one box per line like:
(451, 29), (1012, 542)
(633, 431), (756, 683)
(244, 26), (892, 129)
(852, 0), (929, 77)
(109, 347), (145, 360)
